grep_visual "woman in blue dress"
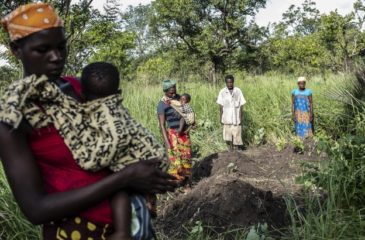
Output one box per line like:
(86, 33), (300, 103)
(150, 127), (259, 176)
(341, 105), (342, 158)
(291, 76), (314, 138)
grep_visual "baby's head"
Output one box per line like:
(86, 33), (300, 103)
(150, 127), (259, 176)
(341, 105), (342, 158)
(180, 93), (191, 104)
(81, 62), (120, 101)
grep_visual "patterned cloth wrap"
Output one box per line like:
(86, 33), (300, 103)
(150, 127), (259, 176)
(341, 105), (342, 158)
(167, 128), (192, 180)
(0, 75), (169, 172)
(161, 97), (195, 125)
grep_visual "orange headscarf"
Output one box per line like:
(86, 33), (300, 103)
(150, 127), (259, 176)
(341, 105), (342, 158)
(1, 2), (63, 42)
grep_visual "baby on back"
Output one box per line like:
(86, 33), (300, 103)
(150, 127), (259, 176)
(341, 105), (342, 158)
(80, 62), (165, 239)
(169, 93), (196, 134)
(80, 62), (121, 101)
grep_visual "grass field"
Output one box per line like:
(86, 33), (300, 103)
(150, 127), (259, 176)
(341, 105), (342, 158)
(0, 73), (360, 239)
(122, 73), (354, 156)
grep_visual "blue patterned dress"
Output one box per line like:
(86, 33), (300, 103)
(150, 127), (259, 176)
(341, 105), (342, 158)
(292, 88), (313, 138)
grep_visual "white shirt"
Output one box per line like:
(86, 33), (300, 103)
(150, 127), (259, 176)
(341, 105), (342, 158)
(216, 87), (246, 125)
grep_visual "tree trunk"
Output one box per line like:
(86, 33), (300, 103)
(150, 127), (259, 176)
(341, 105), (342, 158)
(212, 64), (217, 85)
(207, 63), (217, 85)
(206, 60), (223, 85)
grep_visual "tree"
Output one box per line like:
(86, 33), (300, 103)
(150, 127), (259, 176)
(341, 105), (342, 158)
(259, 1), (325, 74)
(280, 0), (320, 36)
(353, 0), (365, 62)
(150, 0), (266, 84)
(261, 34), (328, 74)
(354, 0), (365, 29)
(260, 0), (365, 74)
(61, 0), (100, 74)
(0, 0), (135, 78)
(121, 4), (155, 58)
(318, 11), (365, 71)
(84, 19), (135, 79)
(0, 0), (97, 75)
(0, 0), (31, 71)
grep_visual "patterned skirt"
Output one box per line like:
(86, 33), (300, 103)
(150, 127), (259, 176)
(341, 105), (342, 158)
(42, 195), (155, 240)
(43, 217), (112, 239)
(293, 95), (313, 138)
(167, 128), (192, 181)
(294, 109), (313, 138)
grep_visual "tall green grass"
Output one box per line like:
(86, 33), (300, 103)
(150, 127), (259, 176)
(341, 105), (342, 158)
(0, 167), (41, 239)
(284, 145), (365, 239)
(122, 73), (354, 156)
(284, 194), (365, 239)
(283, 89), (365, 240)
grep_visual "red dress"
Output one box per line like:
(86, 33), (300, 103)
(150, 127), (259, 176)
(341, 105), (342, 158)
(27, 77), (112, 224)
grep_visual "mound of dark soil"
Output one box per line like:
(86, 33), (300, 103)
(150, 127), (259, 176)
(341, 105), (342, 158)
(193, 144), (323, 194)
(157, 175), (287, 239)
(156, 143), (326, 239)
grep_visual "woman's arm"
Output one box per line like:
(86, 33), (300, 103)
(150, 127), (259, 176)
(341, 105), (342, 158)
(0, 121), (177, 225)
(308, 95), (313, 122)
(291, 94), (295, 121)
(239, 106), (243, 125)
(158, 114), (171, 149)
(219, 105), (223, 124)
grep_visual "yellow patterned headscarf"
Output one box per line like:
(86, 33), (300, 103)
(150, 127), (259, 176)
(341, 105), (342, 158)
(1, 2), (63, 41)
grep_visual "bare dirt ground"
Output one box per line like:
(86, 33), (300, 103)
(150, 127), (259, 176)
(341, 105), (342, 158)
(155, 142), (326, 239)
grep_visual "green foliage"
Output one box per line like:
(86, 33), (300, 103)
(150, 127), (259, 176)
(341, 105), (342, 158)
(0, 1), (30, 67)
(286, 92), (365, 239)
(284, 193), (365, 240)
(150, 0), (266, 82)
(121, 4), (154, 58)
(262, 34), (328, 74)
(61, 0), (101, 74)
(280, 0), (320, 36)
(84, 20), (135, 79)
(245, 223), (273, 240)
(318, 11), (365, 72)
(190, 220), (203, 236)
(136, 55), (174, 84)
(0, 0), (135, 78)
(0, 65), (21, 92)
(259, 1), (365, 74)
(61, 0), (136, 77)
(309, 134), (365, 209)
(292, 137), (305, 153)
(275, 137), (287, 151)
(253, 128), (266, 145)
(2, 0), (365, 78)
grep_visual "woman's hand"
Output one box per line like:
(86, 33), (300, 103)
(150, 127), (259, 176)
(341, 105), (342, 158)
(121, 160), (178, 194)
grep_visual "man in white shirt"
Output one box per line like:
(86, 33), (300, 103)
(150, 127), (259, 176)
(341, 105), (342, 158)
(216, 75), (246, 150)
